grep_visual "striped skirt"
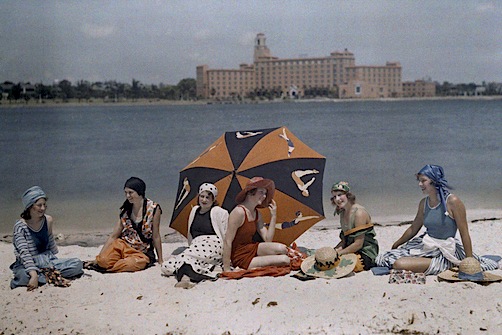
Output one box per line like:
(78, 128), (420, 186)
(375, 233), (499, 275)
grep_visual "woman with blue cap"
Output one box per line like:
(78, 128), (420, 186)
(376, 165), (498, 275)
(10, 186), (83, 290)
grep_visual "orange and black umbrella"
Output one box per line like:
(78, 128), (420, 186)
(170, 126), (326, 246)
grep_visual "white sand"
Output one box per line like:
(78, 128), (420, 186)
(1, 213), (501, 335)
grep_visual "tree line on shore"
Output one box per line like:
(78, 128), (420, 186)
(0, 78), (197, 103)
(1, 78), (501, 104)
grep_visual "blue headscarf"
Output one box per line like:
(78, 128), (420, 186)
(22, 186), (47, 210)
(417, 164), (452, 216)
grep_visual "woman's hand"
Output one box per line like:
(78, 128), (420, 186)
(27, 271), (38, 291)
(268, 199), (277, 217)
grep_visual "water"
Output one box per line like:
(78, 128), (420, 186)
(1, 99), (501, 234)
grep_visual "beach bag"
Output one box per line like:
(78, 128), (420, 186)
(388, 269), (426, 284)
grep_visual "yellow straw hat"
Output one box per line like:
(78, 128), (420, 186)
(300, 247), (357, 279)
(437, 257), (502, 284)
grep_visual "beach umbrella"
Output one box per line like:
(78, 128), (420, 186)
(170, 126), (326, 246)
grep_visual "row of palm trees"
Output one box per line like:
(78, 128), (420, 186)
(0, 78), (197, 102)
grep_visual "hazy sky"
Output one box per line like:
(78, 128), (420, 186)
(1, 1), (501, 85)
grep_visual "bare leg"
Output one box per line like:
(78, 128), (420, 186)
(248, 255), (290, 269)
(392, 257), (431, 273)
(257, 242), (288, 256)
(248, 242), (290, 268)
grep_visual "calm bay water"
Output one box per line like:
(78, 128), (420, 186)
(1, 99), (501, 234)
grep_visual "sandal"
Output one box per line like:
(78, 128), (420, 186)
(83, 260), (107, 273)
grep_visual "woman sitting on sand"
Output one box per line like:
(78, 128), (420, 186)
(10, 186), (83, 290)
(85, 177), (163, 272)
(331, 181), (379, 271)
(161, 183), (229, 288)
(376, 164), (498, 275)
(222, 177), (290, 272)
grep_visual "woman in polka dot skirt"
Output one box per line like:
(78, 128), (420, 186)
(162, 183), (229, 288)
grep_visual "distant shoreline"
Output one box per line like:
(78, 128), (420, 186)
(1, 95), (501, 109)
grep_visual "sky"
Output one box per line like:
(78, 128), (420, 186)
(1, 0), (501, 86)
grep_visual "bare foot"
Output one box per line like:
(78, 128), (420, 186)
(174, 275), (195, 289)
(174, 280), (196, 289)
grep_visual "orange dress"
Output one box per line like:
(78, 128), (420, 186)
(230, 206), (260, 269)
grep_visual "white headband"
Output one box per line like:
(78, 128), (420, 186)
(199, 183), (218, 198)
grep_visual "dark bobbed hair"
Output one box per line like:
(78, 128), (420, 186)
(20, 208), (31, 220)
(20, 199), (48, 220)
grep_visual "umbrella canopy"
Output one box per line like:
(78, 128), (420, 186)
(170, 126), (326, 246)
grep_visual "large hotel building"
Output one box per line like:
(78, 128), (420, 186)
(196, 33), (406, 100)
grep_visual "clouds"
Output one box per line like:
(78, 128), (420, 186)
(238, 32), (258, 48)
(0, 1), (500, 85)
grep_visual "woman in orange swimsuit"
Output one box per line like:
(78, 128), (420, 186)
(222, 177), (290, 271)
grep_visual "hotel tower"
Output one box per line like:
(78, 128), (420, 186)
(196, 33), (402, 100)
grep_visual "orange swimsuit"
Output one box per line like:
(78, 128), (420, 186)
(230, 206), (260, 269)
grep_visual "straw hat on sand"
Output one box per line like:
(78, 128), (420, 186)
(300, 247), (357, 279)
(438, 257), (502, 284)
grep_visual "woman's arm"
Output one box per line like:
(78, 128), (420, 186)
(334, 214), (345, 251)
(45, 215), (58, 255)
(222, 207), (244, 271)
(257, 200), (277, 242)
(212, 207), (229, 242)
(339, 234), (364, 255)
(151, 206), (163, 264)
(13, 221), (39, 289)
(449, 195), (472, 257)
(99, 220), (123, 254)
(391, 199), (425, 249)
(334, 239), (344, 251)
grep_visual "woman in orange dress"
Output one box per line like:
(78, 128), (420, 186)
(222, 177), (290, 272)
(85, 177), (163, 272)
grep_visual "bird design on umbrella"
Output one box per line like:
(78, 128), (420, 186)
(170, 126), (326, 246)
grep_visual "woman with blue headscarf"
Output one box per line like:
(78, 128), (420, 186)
(376, 165), (498, 275)
(10, 186), (83, 290)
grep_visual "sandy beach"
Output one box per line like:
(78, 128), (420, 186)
(1, 211), (501, 335)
